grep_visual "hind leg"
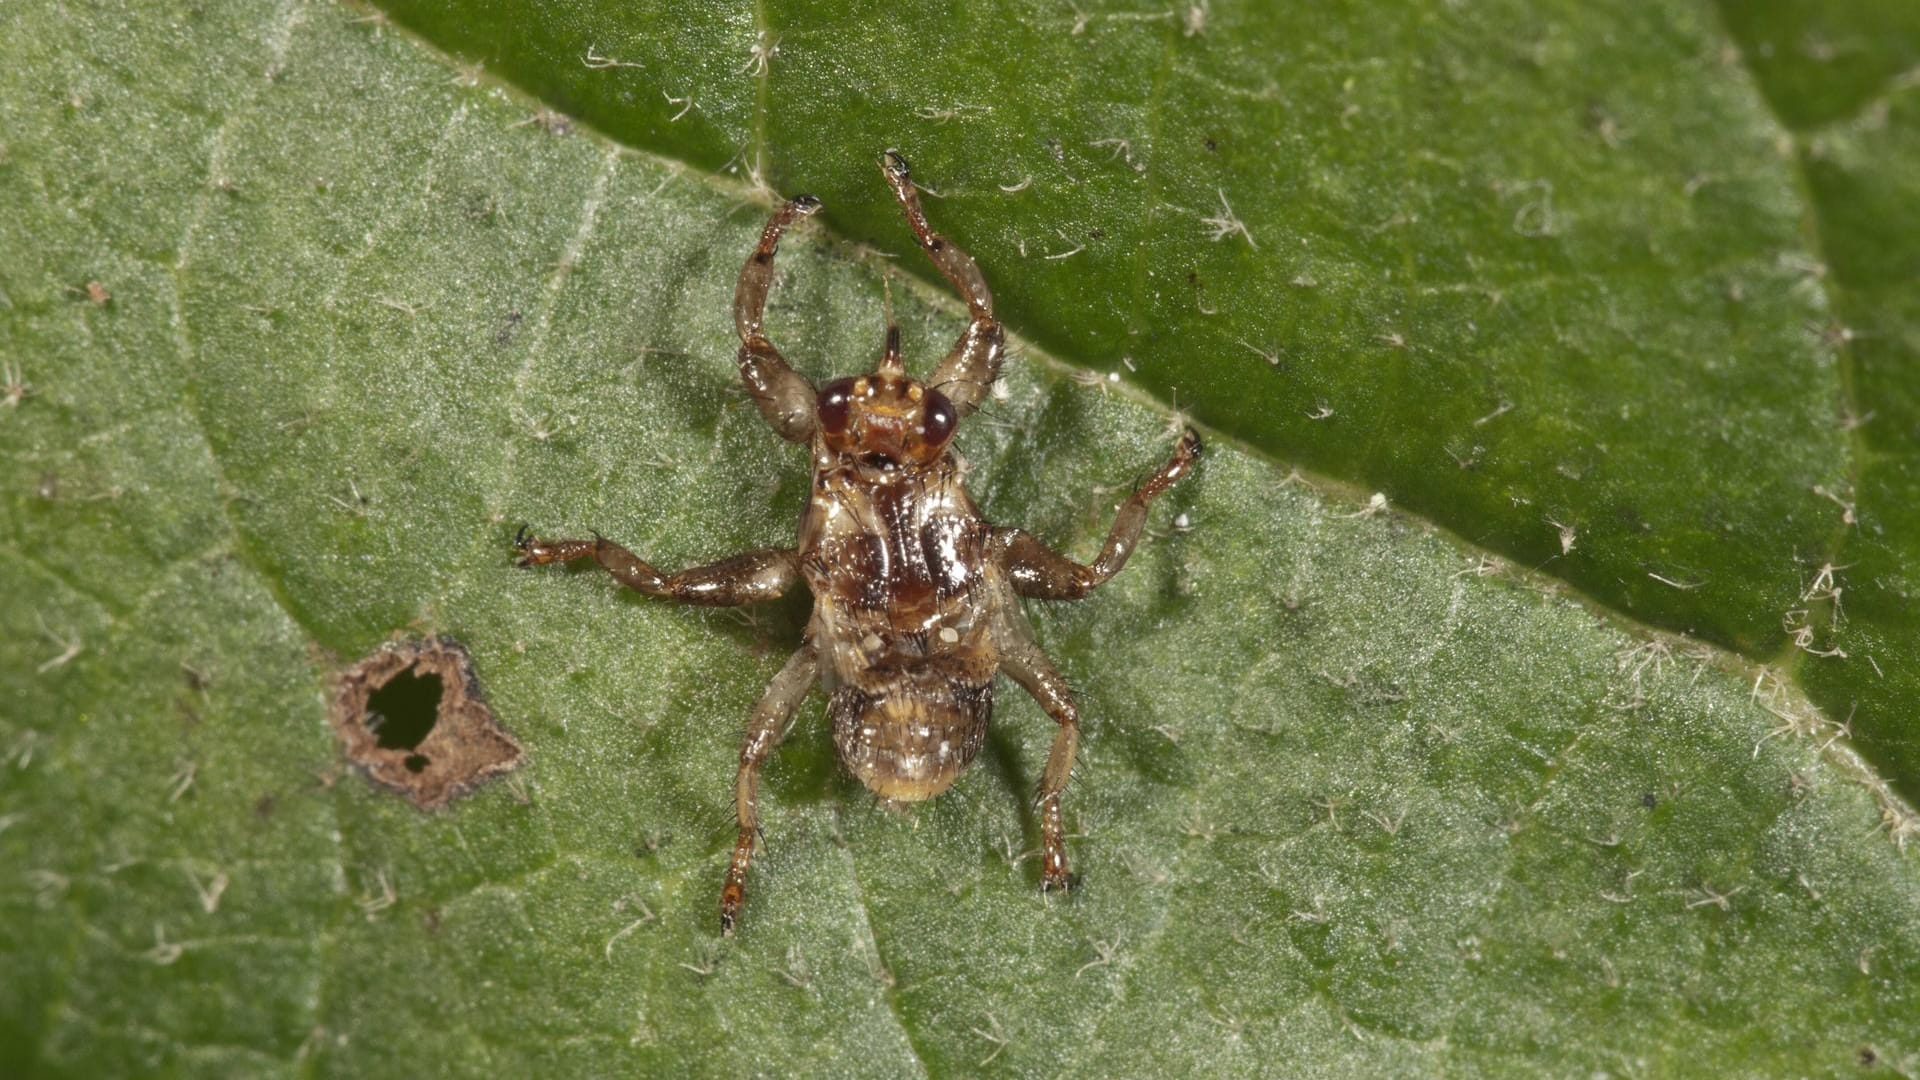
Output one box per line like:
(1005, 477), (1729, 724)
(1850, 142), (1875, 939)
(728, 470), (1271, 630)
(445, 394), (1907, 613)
(721, 642), (819, 933)
(997, 625), (1080, 893)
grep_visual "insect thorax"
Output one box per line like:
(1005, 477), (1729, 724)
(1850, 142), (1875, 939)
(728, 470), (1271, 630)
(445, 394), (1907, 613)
(802, 452), (1002, 800)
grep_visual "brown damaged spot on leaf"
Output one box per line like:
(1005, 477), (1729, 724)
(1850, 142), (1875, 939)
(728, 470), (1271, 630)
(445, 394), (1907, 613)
(331, 637), (522, 809)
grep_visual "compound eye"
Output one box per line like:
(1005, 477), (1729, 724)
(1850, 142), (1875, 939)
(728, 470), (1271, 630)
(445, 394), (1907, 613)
(921, 389), (957, 447)
(817, 378), (855, 435)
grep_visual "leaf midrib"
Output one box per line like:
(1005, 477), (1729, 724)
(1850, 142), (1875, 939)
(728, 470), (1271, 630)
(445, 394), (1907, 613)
(1700, 0), (1871, 681)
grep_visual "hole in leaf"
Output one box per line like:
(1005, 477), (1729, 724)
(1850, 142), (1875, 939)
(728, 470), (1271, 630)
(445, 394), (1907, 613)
(367, 668), (443, 751)
(331, 638), (523, 810)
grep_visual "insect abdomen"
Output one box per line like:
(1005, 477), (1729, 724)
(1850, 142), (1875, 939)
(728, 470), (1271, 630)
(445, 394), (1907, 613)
(830, 675), (992, 801)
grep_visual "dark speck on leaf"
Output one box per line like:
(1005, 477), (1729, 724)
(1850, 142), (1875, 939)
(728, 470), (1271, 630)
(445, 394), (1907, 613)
(497, 310), (523, 346)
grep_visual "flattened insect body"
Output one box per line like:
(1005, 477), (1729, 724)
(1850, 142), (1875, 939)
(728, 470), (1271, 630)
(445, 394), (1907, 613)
(517, 151), (1200, 933)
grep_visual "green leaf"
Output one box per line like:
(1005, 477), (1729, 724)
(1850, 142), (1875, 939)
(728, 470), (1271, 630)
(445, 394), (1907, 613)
(371, 0), (1920, 800)
(2, 0), (1917, 1075)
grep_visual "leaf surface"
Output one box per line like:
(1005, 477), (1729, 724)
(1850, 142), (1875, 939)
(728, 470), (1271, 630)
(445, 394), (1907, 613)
(2, 1), (1918, 1075)
(374, 0), (1920, 797)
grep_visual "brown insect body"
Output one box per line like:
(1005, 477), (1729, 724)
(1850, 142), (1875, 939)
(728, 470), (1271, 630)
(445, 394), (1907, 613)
(518, 152), (1198, 933)
(804, 440), (1000, 802)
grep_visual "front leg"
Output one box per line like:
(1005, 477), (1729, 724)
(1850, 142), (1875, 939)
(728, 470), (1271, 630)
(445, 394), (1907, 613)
(880, 151), (1004, 418)
(516, 527), (797, 606)
(734, 196), (823, 443)
(992, 428), (1201, 600)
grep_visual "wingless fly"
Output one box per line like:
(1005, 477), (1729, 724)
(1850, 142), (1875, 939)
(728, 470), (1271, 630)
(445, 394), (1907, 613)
(517, 152), (1200, 932)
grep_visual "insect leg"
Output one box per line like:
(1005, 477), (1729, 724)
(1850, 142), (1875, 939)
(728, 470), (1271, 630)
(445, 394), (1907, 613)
(734, 196), (823, 442)
(515, 530), (798, 606)
(991, 429), (1201, 599)
(998, 632), (1080, 894)
(879, 151), (1004, 418)
(722, 641), (819, 933)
